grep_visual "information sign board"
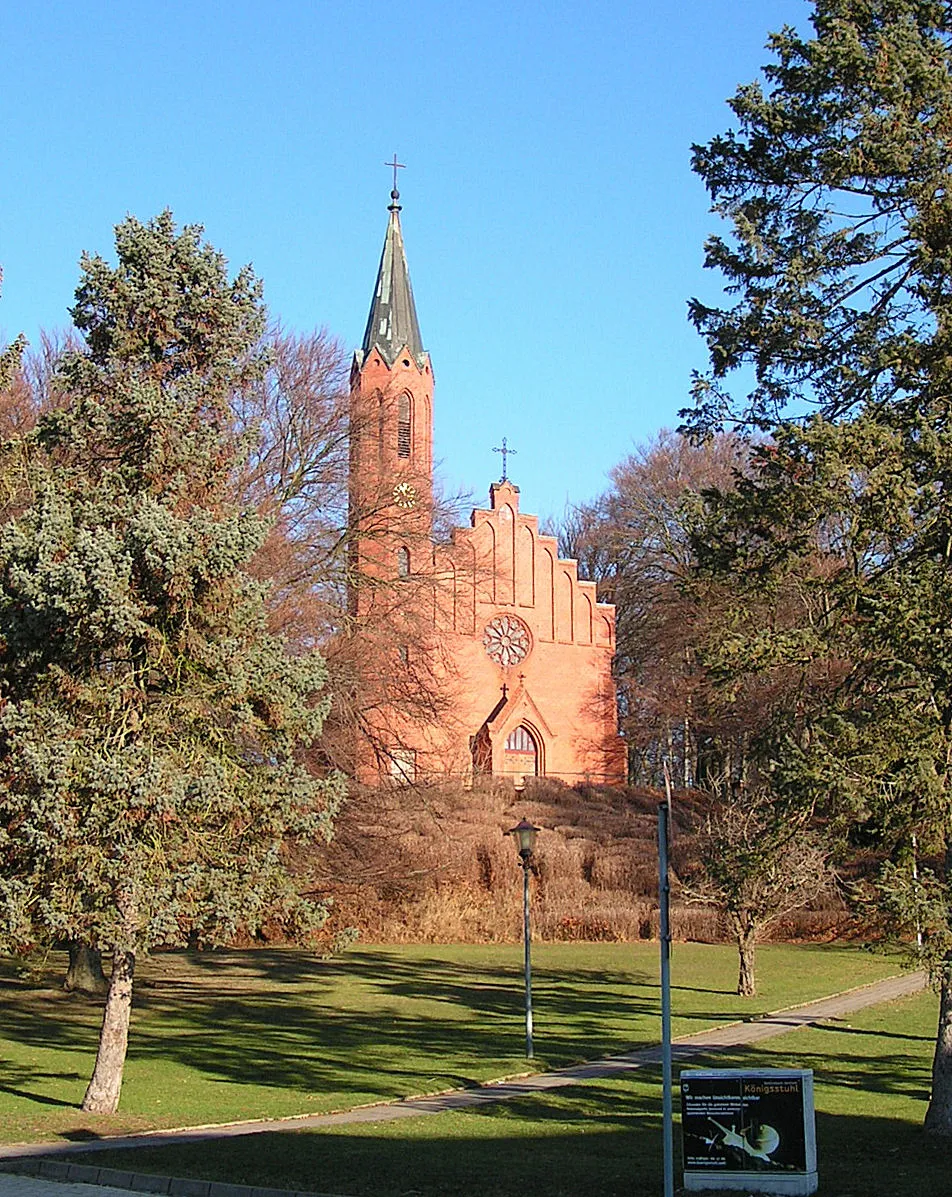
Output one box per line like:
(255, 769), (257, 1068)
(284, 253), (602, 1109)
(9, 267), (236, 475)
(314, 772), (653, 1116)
(680, 1069), (817, 1195)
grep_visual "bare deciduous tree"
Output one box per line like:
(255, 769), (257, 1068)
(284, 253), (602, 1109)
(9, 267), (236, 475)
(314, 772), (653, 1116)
(554, 430), (748, 786)
(685, 780), (831, 996)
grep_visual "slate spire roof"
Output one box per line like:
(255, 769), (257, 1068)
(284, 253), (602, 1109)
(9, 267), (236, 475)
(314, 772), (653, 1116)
(360, 193), (426, 368)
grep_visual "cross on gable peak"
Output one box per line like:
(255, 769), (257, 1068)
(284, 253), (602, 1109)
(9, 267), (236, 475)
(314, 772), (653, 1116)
(493, 436), (517, 482)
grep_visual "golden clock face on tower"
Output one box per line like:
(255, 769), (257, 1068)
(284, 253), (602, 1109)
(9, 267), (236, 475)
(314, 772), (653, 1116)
(392, 481), (418, 509)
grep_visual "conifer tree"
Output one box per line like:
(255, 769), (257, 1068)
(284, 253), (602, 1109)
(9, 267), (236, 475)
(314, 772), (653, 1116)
(0, 213), (343, 1114)
(687, 0), (952, 1131)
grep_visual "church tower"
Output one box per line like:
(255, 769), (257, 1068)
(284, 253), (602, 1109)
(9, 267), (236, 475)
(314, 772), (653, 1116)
(349, 186), (434, 615)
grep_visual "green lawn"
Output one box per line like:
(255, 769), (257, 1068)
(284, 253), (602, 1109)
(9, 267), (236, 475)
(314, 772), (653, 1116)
(0, 942), (906, 1148)
(74, 989), (945, 1197)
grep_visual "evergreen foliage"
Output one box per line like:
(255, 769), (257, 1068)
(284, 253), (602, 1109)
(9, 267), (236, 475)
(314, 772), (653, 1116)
(0, 213), (343, 1111)
(686, 0), (952, 1130)
(687, 0), (952, 433)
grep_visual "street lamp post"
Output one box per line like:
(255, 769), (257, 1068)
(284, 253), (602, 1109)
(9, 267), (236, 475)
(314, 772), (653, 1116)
(506, 818), (540, 1059)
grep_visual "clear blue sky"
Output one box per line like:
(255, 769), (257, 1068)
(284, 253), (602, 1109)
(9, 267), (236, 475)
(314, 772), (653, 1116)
(2, 0), (810, 524)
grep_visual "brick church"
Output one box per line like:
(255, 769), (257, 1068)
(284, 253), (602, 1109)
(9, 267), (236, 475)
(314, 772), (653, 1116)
(349, 187), (625, 787)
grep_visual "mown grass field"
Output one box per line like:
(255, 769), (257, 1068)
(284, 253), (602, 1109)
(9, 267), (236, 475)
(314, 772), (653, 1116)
(0, 942), (906, 1148)
(77, 988), (944, 1197)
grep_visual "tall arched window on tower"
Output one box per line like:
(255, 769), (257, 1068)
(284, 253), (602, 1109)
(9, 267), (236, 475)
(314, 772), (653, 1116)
(397, 393), (411, 458)
(396, 546), (410, 577)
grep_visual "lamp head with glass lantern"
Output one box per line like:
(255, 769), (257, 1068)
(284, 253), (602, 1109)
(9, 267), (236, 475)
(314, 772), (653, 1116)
(506, 817), (540, 862)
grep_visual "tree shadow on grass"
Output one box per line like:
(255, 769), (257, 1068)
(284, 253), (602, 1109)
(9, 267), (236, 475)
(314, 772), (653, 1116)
(671, 984), (737, 995)
(812, 1020), (934, 1044)
(19, 977), (944, 1196)
(3, 951), (653, 1066)
(687, 1035), (931, 1104)
(0, 1065), (80, 1108)
(0, 950), (659, 1122)
(71, 1094), (952, 1197)
(71, 1079), (667, 1196)
(0, 947), (916, 1128)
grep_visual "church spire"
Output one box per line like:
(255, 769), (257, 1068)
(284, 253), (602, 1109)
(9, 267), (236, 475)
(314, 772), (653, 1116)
(360, 186), (426, 368)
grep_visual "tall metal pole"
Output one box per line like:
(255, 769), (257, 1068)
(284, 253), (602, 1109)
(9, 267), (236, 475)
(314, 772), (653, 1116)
(658, 802), (674, 1197)
(522, 855), (534, 1059)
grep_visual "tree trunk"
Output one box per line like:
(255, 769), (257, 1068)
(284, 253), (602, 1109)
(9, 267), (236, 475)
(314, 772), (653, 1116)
(64, 942), (107, 996)
(736, 928), (756, 997)
(81, 948), (135, 1113)
(925, 964), (952, 1134)
(683, 714), (691, 789)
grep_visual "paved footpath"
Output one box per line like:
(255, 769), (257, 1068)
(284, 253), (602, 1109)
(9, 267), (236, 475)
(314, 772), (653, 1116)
(0, 970), (929, 1197)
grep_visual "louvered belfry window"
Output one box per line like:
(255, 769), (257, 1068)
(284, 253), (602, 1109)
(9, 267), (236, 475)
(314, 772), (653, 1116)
(397, 394), (411, 458)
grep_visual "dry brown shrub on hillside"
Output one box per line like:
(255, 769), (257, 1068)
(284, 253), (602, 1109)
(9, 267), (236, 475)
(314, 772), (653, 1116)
(306, 777), (850, 944)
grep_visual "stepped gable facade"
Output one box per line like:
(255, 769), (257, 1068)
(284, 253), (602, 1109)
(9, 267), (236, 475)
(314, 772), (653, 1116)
(349, 190), (625, 786)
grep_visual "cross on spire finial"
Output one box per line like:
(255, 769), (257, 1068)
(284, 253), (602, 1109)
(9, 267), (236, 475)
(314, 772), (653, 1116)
(385, 154), (406, 207)
(493, 437), (517, 482)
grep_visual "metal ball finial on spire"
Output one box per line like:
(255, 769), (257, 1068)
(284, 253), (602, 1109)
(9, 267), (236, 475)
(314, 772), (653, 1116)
(386, 154), (405, 210)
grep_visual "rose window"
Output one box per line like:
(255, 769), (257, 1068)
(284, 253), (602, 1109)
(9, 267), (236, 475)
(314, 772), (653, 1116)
(483, 615), (531, 668)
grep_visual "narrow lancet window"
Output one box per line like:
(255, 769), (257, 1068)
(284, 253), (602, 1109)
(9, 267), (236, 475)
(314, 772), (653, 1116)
(397, 394), (411, 458)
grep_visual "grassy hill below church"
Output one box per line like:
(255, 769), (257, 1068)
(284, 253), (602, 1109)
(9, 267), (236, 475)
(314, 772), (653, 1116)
(312, 779), (851, 944)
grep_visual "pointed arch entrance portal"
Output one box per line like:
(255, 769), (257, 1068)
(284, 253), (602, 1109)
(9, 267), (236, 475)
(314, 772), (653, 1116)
(503, 724), (540, 782)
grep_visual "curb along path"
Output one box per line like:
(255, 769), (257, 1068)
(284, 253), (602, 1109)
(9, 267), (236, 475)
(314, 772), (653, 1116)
(0, 970), (929, 1197)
